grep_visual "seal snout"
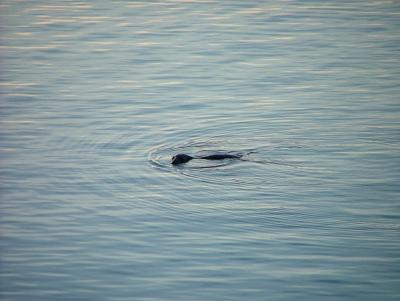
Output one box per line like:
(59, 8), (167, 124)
(171, 153), (194, 165)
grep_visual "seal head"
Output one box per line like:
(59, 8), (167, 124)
(171, 154), (194, 165)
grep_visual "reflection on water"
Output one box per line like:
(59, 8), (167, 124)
(1, 0), (400, 300)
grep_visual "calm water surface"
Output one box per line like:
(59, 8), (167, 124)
(1, 1), (400, 300)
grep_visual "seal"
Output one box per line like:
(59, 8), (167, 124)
(171, 153), (242, 165)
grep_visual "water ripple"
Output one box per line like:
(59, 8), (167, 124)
(148, 137), (305, 189)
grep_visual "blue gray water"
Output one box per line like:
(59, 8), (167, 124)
(1, 1), (400, 300)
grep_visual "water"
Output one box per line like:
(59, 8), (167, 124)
(1, 1), (400, 300)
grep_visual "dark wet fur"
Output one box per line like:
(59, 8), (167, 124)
(171, 153), (242, 165)
(200, 154), (242, 160)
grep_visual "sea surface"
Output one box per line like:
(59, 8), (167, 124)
(1, 1), (400, 300)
